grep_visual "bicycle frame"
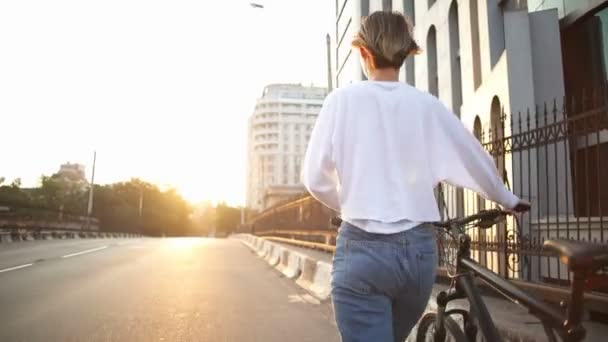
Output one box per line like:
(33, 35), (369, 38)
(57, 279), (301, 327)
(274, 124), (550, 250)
(435, 231), (587, 342)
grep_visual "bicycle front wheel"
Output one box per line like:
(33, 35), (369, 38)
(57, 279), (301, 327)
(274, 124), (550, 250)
(416, 312), (467, 342)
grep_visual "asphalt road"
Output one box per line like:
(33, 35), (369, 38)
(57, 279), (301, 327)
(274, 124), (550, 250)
(0, 238), (340, 342)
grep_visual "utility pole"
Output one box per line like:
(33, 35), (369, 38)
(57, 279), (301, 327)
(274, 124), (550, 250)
(86, 151), (96, 230)
(326, 33), (333, 92)
(138, 186), (144, 233)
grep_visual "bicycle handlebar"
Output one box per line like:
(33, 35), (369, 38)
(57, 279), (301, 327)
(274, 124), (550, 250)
(431, 209), (510, 229)
(330, 208), (511, 230)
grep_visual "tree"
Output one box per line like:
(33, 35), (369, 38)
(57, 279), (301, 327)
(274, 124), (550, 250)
(10, 178), (21, 189)
(0, 178), (30, 207)
(35, 175), (86, 214)
(215, 203), (240, 237)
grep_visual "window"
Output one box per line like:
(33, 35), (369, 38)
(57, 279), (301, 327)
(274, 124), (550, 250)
(449, 0), (463, 116)
(428, 0), (436, 8)
(469, 0), (481, 89)
(404, 0), (416, 86)
(427, 26), (438, 97)
(382, 0), (391, 11)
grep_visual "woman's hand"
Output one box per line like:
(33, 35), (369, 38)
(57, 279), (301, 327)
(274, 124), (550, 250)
(506, 199), (531, 214)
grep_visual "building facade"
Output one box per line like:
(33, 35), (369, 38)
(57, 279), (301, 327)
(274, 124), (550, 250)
(246, 84), (327, 211)
(333, 0), (608, 283)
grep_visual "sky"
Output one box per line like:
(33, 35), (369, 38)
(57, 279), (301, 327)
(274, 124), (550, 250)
(0, 0), (334, 206)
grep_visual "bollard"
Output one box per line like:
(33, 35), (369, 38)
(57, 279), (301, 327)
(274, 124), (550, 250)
(267, 245), (282, 266)
(0, 231), (12, 243)
(309, 261), (332, 300)
(11, 231), (22, 242)
(23, 232), (35, 241)
(264, 244), (276, 262)
(296, 257), (318, 291)
(275, 249), (290, 273)
(282, 251), (303, 279)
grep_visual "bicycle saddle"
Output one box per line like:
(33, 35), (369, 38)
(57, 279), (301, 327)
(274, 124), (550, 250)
(543, 239), (608, 271)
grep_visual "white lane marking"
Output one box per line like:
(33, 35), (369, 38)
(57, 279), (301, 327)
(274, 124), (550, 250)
(61, 246), (108, 258)
(0, 263), (34, 273)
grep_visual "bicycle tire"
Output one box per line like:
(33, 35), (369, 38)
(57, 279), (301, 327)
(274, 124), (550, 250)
(416, 312), (468, 342)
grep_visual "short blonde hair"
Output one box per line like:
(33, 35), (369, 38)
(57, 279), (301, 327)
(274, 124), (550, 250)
(352, 11), (420, 69)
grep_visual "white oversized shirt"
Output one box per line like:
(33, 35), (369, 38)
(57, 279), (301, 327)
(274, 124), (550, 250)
(301, 81), (519, 234)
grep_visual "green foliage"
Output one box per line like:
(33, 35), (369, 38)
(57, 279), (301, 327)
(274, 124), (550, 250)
(91, 179), (192, 236)
(0, 177), (30, 207)
(0, 175), (196, 237)
(215, 203), (241, 237)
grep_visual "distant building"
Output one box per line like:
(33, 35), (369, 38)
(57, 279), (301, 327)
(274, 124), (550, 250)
(57, 163), (87, 183)
(246, 84), (327, 211)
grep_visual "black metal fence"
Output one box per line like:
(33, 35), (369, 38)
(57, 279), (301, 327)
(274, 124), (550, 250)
(438, 95), (607, 292)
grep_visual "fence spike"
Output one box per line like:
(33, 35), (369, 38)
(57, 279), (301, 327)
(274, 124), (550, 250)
(517, 111), (522, 134)
(526, 109), (531, 130)
(543, 102), (549, 125)
(552, 98), (558, 123)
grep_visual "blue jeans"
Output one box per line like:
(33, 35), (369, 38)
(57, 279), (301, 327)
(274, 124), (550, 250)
(331, 222), (438, 342)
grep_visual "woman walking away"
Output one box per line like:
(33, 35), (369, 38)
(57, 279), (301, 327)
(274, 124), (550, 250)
(301, 11), (529, 342)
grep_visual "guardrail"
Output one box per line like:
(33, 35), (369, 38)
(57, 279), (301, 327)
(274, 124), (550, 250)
(256, 229), (608, 316)
(0, 206), (141, 242)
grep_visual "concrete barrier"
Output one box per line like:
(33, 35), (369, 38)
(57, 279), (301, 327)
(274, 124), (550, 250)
(275, 249), (290, 273)
(257, 240), (271, 258)
(254, 237), (263, 251)
(264, 243), (279, 263)
(267, 244), (282, 266)
(22, 232), (34, 241)
(263, 243), (273, 261)
(0, 231), (12, 243)
(40, 231), (53, 240)
(281, 251), (302, 279)
(296, 256), (317, 290)
(309, 261), (332, 300)
(11, 231), (22, 242)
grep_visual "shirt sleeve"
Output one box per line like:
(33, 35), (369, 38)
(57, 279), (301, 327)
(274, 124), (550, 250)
(301, 92), (340, 211)
(432, 101), (520, 209)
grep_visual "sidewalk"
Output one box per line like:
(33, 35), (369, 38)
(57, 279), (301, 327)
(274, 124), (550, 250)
(267, 239), (608, 341)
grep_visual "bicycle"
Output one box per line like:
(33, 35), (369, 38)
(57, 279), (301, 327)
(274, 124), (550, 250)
(415, 208), (608, 342)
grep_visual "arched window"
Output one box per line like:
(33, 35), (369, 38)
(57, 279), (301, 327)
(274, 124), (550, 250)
(469, 0), (482, 89)
(427, 26), (438, 97)
(449, 1), (463, 116)
(404, 0), (416, 85)
(490, 96), (506, 182)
